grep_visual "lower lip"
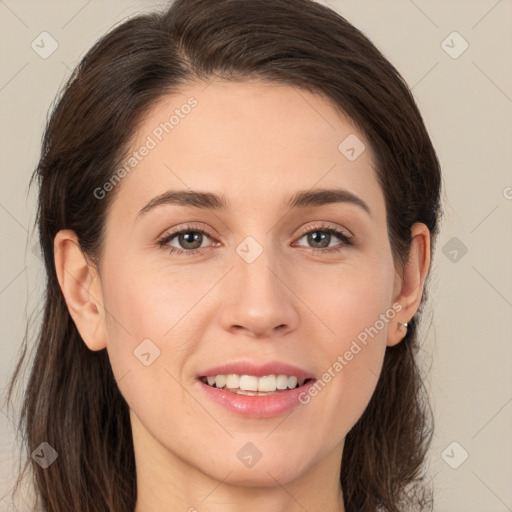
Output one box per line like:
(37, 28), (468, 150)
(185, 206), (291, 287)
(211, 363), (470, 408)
(195, 378), (317, 418)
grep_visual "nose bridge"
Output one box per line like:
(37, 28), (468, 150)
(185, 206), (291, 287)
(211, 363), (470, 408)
(234, 238), (286, 309)
(219, 236), (299, 336)
(238, 245), (280, 299)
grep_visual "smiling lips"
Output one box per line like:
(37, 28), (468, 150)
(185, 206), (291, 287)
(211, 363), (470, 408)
(196, 360), (316, 411)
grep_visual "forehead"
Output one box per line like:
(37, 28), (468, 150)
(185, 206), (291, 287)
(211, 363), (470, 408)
(108, 79), (384, 221)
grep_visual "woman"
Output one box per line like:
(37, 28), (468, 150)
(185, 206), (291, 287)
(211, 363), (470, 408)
(7, 0), (442, 510)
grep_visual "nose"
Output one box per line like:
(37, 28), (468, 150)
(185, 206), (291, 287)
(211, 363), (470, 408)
(218, 248), (299, 339)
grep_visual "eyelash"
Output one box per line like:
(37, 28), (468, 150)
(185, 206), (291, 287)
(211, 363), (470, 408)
(157, 222), (354, 256)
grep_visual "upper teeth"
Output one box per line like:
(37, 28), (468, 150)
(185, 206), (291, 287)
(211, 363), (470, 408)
(202, 374), (305, 392)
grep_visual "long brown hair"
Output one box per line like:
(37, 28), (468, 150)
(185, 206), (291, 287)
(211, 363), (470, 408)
(5, 0), (442, 510)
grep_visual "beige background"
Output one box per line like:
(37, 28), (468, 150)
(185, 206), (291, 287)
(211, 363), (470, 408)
(1, 1), (511, 510)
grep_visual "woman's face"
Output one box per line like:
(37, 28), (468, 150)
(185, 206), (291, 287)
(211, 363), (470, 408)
(86, 80), (410, 488)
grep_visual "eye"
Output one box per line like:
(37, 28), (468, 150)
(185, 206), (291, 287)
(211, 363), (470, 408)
(293, 223), (354, 253)
(157, 224), (215, 256)
(157, 222), (354, 256)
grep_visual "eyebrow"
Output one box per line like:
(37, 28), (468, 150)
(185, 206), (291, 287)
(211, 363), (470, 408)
(136, 187), (372, 220)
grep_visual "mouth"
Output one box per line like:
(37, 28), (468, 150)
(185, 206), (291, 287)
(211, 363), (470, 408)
(197, 374), (315, 396)
(194, 361), (317, 417)
(195, 363), (318, 417)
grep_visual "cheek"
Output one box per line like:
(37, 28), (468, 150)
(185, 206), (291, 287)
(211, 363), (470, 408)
(100, 263), (207, 409)
(100, 270), (193, 436)
(293, 257), (394, 432)
(100, 265), (172, 386)
(297, 305), (388, 456)
(295, 254), (396, 345)
(101, 262), (196, 348)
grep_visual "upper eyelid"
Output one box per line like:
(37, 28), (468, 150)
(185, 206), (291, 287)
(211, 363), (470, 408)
(159, 224), (213, 242)
(160, 221), (350, 237)
(296, 222), (352, 238)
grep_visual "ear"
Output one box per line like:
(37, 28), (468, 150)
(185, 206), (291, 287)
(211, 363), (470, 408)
(387, 222), (431, 347)
(53, 229), (107, 351)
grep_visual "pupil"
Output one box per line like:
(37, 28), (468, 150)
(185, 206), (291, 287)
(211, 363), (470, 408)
(180, 232), (202, 249)
(309, 231), (329, 248)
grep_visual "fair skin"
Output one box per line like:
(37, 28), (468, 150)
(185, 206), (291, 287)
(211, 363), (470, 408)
(54, 80), (430, 512)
